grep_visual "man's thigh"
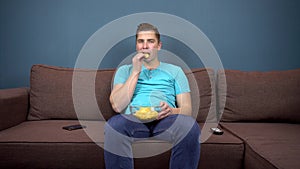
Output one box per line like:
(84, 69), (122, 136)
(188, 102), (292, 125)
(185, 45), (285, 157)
(106, 114), (151, 138)
(151, 114), (197, 142)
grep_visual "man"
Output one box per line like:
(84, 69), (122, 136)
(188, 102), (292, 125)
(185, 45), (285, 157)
(104, 23), (200, 169)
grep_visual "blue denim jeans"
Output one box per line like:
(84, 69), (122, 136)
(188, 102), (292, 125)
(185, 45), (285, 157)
(104, 114), (200, 169)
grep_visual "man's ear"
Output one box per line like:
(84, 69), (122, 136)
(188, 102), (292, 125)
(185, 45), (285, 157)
(157, 41), (162, 50)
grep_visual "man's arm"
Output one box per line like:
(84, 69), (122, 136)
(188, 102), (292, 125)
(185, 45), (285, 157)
(110, 71), (139, 113)
(173, 92), (192, 116)
(110, 53), (145, 113)
(157, 92), (192, 119)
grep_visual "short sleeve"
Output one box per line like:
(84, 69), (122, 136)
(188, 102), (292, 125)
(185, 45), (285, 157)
(113, 65), (131, 85)
(174, 68), (190, 95)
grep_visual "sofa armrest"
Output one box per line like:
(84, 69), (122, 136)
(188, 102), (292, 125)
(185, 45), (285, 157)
(0, 88), (29, 131)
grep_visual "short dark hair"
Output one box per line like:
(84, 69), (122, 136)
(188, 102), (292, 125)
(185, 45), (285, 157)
(136, 23), (160, 42)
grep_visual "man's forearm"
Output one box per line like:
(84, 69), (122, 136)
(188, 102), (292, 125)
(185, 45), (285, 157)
(110, 72), (140, 112)
(172, 92), (192, 116)
(171, 106), (192, 116)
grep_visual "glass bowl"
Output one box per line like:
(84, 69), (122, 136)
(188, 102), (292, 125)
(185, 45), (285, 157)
(130, 106), (160, 122)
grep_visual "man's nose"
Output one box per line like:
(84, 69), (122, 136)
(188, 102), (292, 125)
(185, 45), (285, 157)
(143, 42), (148, 49)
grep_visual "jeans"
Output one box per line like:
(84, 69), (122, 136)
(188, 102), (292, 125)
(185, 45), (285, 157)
(104, 114), (201, 169)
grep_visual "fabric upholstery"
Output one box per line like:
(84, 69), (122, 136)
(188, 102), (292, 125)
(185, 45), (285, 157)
(28, 65), (216, 122)
(0, 120), (244, 169)
(0, 88), (29, 131)
(2, 65), (300, 169)
(218, 69), (300, 122)
(221, 123), (300, 169)
(186, 68), (216, 122)
(0, 142), (104, 169)
(199, 123), (244, 169)
(28, 64), (116, 120)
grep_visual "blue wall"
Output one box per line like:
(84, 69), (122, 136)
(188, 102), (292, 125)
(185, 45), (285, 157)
(1, 0), (299, 89)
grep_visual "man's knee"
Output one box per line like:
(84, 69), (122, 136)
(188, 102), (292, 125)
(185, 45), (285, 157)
(190, 121), (201, 139)
(105, 114), (127, 134)
(177, 115), (200, 138)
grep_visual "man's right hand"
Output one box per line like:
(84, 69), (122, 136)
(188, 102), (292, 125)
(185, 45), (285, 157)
(132, 52), (146, 74)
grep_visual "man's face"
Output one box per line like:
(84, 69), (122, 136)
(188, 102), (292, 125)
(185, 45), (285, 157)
(136, 31), (161, 52)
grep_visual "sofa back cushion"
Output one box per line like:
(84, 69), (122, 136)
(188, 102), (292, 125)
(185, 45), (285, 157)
(28, 64), (215, 122)
(218, 69), (300, 123)
(28, 64), (116, 120)
(186, 68), (216, 122)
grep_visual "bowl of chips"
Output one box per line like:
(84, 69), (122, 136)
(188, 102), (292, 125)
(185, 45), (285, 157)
(130, 106), (160, 122)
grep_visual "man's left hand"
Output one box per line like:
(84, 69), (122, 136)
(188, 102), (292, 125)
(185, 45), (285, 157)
(157, 101), (173, 120)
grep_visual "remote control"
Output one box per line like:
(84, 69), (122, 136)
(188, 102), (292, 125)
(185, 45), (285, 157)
(210, 127), (224, 135)
(63, 124), (86, 131)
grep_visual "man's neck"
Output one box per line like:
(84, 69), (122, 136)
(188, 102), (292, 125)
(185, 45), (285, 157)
(143, 59), (160, 70)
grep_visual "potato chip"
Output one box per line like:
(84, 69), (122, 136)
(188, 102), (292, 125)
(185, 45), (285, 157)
(144, 53), (150, 58)
(133, 106), (158, 122)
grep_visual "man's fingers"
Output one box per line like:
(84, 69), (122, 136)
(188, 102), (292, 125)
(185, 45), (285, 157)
(157, 107), (172, 120)
(160, 101), (168, 111)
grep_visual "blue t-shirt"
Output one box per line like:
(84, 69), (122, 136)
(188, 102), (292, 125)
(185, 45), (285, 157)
(113, 62), (190, 114)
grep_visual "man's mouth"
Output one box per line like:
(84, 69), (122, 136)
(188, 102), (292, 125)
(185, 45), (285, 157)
(143, 52), (150, 58)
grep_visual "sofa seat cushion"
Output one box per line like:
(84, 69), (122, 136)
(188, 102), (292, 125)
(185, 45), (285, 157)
(200, 123), (244, 169)
(0, 120), (101, 143)
(0, 120), (245, 169)
(0, 120), (104, 169)
(0, 120), (173, 169)
(221, 123), (300, 169)
(0, 120), (173, 156)
(0, 120), (172, 148)
(0, 142), (105, 169)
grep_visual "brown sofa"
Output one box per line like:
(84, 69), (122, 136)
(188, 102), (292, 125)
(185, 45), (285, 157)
(218, 69), (300, 169)
(0, 64), (299, 169)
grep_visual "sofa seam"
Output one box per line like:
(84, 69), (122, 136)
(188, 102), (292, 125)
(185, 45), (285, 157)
(245, 143), (279, 169)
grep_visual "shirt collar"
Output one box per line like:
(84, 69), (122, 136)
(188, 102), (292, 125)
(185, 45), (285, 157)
(142, 62), (162, 71)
